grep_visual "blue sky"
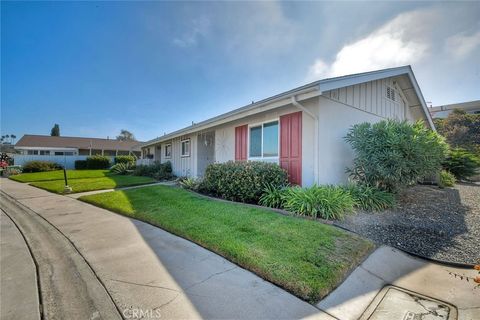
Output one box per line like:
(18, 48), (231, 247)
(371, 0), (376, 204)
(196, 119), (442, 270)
(2, 1), (479, 142)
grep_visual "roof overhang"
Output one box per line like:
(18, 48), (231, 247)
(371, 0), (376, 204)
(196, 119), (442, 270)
(318, 66), (435, 130)
(142, 66), (435, 148)
(142, 85), (320, 147)
(14, 146), (78, 151)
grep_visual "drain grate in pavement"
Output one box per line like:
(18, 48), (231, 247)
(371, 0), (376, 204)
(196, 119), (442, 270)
(360, 286), (457, 320)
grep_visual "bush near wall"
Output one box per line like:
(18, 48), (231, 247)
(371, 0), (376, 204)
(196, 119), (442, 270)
(114, 155), (136, 165)
(200, 161), (288, 203)
(133, 161), (173, 180)
(86, 155), (111, 169)
(22, 161), (63, 173)
(74, 160), (88, 170)
(345, 120), (448, 192)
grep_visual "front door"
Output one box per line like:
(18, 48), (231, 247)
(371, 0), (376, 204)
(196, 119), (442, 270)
(280, 111), (302, 185)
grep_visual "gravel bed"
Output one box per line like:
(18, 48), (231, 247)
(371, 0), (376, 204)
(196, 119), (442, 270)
(336, 183), (480, 265)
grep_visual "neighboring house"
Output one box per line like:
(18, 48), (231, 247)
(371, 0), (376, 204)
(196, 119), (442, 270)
(140, 66), (434, 186)
(429, 100), (480, 118)
(14, 135), (141, 168)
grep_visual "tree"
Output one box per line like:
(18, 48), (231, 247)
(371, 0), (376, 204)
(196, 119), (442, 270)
(116, 129), (136, 141)
(10, 134), (16, 144)
(51, 124), (60, 136)
(434, 109), (480, 153)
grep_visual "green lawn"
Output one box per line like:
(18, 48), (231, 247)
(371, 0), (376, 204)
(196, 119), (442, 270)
(79, 185), (373, 303)
(10, 170), (111, 183)
(30, 175), (156, 194)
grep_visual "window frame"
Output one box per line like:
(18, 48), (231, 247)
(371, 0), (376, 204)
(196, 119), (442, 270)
(247, 119), (280, 161)
(164, 143), (172, 159)
(181, 139), (191, 158)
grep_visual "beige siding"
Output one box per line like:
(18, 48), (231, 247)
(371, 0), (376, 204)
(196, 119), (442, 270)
(324, 78), (410, 122)
(160, 135), (197, 177)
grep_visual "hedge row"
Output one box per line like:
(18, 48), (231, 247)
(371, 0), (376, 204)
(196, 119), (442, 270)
(200, 161), (288, 203)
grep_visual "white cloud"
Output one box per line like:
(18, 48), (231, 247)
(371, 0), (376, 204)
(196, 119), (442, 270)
(173, 17), (210, 48)
(307, 9), (439, 80)
(445, 31), (480, 59)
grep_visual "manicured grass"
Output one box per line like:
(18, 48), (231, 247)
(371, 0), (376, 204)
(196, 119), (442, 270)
(9, 170), (111, 183)
(30, 175), (156, 194)
(79, 185), (374, 303)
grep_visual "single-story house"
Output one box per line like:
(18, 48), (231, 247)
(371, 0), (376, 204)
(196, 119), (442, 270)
(429, 100), (480, 118)
(14, 135), (142, 168)
(140, 66), (435, 186)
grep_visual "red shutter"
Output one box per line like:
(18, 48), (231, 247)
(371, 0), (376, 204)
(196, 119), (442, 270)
(280, 112), (302, 185)
(235, 125), (248, 161)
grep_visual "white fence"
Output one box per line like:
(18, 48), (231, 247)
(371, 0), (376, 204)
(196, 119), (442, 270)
(14, 155), (90, 169)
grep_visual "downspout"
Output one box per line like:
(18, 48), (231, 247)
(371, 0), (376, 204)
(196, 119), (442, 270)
(291, 96), (319, 185)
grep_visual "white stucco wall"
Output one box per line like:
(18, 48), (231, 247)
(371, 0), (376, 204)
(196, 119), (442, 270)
(317, 77), (419, 184)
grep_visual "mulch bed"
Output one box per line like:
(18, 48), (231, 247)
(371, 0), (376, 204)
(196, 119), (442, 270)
(335, 183), (480, 265)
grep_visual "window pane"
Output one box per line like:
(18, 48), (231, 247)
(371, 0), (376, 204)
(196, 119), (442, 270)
(263, 121), (278, 157)
(181, 141), (190, 156)
(249, 126), (262, 157)
(165, 145), (171, 157)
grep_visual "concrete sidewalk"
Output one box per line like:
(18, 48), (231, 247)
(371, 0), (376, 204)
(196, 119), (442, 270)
(317, 246), (479, 320)
(0, 210), (40, 320)
(0, 178), (332, 320)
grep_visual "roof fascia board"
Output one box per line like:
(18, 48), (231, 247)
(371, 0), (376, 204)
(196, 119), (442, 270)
(142, 86), (320, 147)
(318, 67), (410, 92)
(405, 68), (436, 130)
(14, 146), (78, 150)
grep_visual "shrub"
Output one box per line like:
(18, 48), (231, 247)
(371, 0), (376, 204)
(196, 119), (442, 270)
(86, 155), (111, 169)
(200, 161), (288, 203)
(4, 166), (22, 176)
(259, 183), (287, 208)
(74, 160), (88, 170)
(282, 185), (354, 220)
(133, 161), (173, 180)
(345, 120), (448, 192)
(110, 162), (135, 175)
(443, 148), (480, 180)
(22, 161), (62, 173)
(343, 184), (395, 211)
(114, 155), (136, 165)
(439, 170), (456, 188)
(179, 177), (200, 191)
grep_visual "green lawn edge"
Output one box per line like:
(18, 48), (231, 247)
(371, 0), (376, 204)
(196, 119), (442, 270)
(9, 170), (111, 183)
(79, 185), (374, 303)
(29, 175), (156, 194)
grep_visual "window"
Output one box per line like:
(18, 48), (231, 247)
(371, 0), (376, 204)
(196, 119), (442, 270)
(181, 139), (190, 157)
(165, 144), (172, 158)
(249, 120), (279, 158)
(386, 86), (396, 102)
(27, 150), (39, 155)
(54, 152), (64, 156)
(39, 150), (50, 155)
